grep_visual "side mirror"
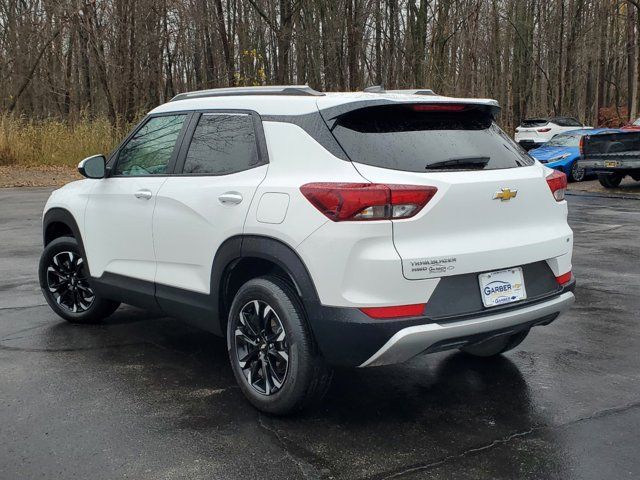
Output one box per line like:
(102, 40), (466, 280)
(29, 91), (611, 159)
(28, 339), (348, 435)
(78, 155), (106, 179)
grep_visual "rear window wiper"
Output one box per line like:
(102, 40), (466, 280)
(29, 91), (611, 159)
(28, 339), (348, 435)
(425, 156), (490, 170)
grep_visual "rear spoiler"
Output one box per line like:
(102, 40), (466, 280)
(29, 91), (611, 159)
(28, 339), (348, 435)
(318, 99), (501, 126)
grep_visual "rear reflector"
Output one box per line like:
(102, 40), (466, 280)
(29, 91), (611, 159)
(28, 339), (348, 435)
(546, 170), (567, 201)
(360, 304), (426, 319)
(300, 183), (437, 221)
(411, 104), (468, 112)
(556, 272), (573, 285)
(537, 127), (552, 133)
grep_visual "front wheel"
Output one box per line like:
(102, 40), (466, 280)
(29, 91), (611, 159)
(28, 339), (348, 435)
(569, 160), (586, 182)
(460, 329), (529, 357)
(227, 276), (332, 415)
(38, 236), (120, 323)
(598, 173), (624, 188)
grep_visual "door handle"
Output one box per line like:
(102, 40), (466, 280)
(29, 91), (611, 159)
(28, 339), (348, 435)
(134, 189), (153, 200)
(218, 192), (243, 205)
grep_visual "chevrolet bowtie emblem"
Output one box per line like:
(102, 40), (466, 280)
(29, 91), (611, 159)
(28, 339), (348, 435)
(493, 188), (518, 201)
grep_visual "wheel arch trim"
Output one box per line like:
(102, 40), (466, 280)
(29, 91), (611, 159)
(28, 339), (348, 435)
(42, 208), (91, 276)
(212, 235), (321, 333)
(237, 235), (320, 303)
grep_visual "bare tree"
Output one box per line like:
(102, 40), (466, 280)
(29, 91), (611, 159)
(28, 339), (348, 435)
(1, 0), (639, 129)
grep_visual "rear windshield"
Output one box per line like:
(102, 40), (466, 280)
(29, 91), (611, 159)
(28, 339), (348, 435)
(551, 117), (582, 127)
(331, 105), (534, 172)
(521, 119), (549, 128)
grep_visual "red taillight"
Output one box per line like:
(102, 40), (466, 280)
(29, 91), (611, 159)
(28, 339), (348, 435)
(300, 183), (437, 221)
(360, 304), (426, 319)
(556, 271), (573, 285)
(546, 170), (567, 201)
(537, 127), (552, 133)
(411, 104), (468, 112)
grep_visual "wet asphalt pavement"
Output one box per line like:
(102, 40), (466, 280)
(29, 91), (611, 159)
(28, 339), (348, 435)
(1, 187), (639, 480)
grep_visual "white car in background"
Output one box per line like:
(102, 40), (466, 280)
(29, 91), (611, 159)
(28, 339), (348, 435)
(515, 117), (589, 150)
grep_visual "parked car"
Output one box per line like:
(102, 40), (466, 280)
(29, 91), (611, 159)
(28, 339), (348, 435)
(578, 130), (640, 188)
(39, 86), (575, 414)
(515, 117), (587, 150)
(529, 128), (620, 182)
(621, 118), (640, 130)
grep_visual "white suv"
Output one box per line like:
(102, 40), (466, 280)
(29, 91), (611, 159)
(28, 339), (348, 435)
(39, 86), (575, 414)
(515, 117), (587, 150)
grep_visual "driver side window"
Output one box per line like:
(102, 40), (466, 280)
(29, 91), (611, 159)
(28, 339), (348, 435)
(115, 114), (186, 176)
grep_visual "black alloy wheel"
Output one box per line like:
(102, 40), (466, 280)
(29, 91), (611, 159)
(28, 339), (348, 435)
(39, 236), (120, 323)
(46, 250), (95, 313)
(227, 276), (332, 414)
(234, 299), (290, 396)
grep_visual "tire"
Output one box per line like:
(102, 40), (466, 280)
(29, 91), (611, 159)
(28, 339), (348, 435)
(38, 236), (120, 323)
(569, 160), (586, 182)
(598, 173), (624, 188)
(460, 329), (529, 357)
(227, 276), (332, 415)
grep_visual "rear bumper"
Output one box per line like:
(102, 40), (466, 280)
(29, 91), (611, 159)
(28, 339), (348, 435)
(578, 158), (640, 172)
(359, 291), (575, 367)
(308, 278), (575, 367)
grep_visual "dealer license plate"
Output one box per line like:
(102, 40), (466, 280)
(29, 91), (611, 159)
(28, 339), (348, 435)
(478, 267), (527, 308)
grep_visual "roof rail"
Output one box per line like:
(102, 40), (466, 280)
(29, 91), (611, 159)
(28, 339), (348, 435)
(386, 89), (436, 96)
(171, 85), (324, 102)
(363, 85), (386, 93)
(363, 85), (436, 96)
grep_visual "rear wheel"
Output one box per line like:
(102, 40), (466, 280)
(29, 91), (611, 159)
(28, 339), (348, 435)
(569, 160), (586, 182)
(38, 237), (120, 323)
(461, 329), (529, 357)
(227, 276), (332, 415)
(598, 173), (624, 188)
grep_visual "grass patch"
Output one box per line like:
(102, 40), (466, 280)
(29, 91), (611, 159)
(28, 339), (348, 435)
(0, 115), (133, 167)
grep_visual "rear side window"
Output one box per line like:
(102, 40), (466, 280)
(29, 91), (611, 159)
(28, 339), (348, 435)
(331, 105), (534, 172)
(182, 113), (259, 175)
